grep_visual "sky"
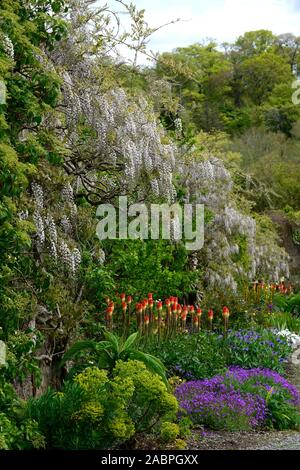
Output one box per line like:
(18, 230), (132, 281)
(102, 0), (300, 63)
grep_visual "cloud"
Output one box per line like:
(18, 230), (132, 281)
(103, 0), (300, 62)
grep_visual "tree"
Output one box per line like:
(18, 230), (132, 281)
(240, 52), (293, 106)
(234, 30), (276, 58)
(156, 42), (232, 132)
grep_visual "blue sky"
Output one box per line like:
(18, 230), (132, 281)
(103, 0), (300, 62)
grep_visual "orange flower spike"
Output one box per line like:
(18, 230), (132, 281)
(122, 301), (127, 312)
(222, 306), (230, 318)
(136, 303), (143, 314)
(120, 293), (126, 301)
(127, 295), (132, 304)
(144, 315), (150, 325)
(157, 301), (163, 311)
(106, 306), (113, 317)
(197, 308), (202, 317)
(148, 292), (153, 300)
(208, 309), (214, 320)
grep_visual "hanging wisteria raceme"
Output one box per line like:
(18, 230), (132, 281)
(178, 157), (289, 291)
(60, 76), (177, 203)
(31, 182), (44, 210)
(30, 181), (82, 275)
(0, 33), (14, 60)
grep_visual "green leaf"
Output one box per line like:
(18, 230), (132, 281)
(103, 331), (120, 355)
(123, 332), (138, 352)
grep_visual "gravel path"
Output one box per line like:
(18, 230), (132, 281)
(258, 433), (300, 450)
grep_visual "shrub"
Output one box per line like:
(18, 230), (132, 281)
(148, 332), (227, 380)
(175, 367), (300, 431)
(27, 360), (179, 449)
(160, 422), (180, 443)
(0, 379), (45, 450)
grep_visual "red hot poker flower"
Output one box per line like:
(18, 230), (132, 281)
(148, 293), (153, 300)
(208, 309), (214, 320)
(157, 301), (163, 311)
(136, 303), (143, 313)
(197, 308), (202, 317)
(120, 293), (126, 301)
(144, 315), (150, 325)
(122, 301), (127, 311)
(222, 306), (230, 318)
(106, 306), (113, 317)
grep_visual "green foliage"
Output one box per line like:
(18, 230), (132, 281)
(265, 390), (300, 430)
(238, 373), (300, 430)
(273, 293), (300, 316)
(148, 332), (227, 380)
(159, 421), (179, 443)
(0, 0), (66, 336)
(101, 239), (198, 299)
(27, 361), (178, 449)
(0, 374), (45, 449)
(4, 330), (42, 384)
(268, 312), (300, 335)
(61, 330), (167, 384)
(224, 328), (292, 373)
(155, 32), (298, 136)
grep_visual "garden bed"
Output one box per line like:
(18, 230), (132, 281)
(186, 362), (300, 450)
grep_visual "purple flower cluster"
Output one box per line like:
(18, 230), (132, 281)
(225, 366), (300, 405)
(225, 329), (292, 372)
(175, 367), (300, 430)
